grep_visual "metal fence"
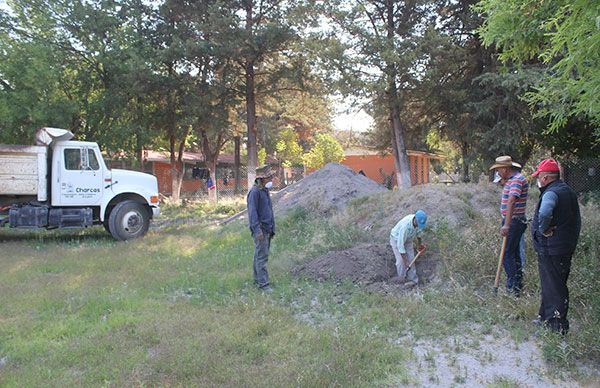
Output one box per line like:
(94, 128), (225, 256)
(182, 165), (305, 199)
(562, 158), (600, 195)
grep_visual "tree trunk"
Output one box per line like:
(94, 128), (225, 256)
(390, 129), (401, 188)
(245, 2), (258, 191)
(136, 128), (144, 171)
(169, 136), (183, 203)
(385, 0), (411, 190)
(461, 142), (470, 183)
(234, 135), (241, 194)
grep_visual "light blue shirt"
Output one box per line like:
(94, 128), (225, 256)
(538, 191), (558, 233)
(390, 214), (421, 254)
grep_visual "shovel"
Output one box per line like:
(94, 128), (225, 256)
(407, 246), (427, 270)
(493, 236), (508, 294)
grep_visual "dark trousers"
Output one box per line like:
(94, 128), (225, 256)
(537, 252), (571, 333)
(502, 217), (527, 292)
(253, 232), (271, 288)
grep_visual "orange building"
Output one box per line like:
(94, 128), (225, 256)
(341, 148), (443, 187)
(143, 150), (278, 196)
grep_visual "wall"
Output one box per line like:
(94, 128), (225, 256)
(340, 154), (431, 187)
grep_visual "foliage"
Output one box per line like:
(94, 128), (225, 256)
(477, 0), (600, 137)
(258, 146), (267, 167)
(258, 88), (334, 155)
(275, 126), (304, 167)
(425, 130), (461, 175)
(302, 133), (344, 170)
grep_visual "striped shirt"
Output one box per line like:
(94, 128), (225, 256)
(500, 172), (528, 217)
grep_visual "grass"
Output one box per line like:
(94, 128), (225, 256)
(0, 196), (599, 386)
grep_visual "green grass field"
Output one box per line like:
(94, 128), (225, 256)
(1, 197), (599, 386)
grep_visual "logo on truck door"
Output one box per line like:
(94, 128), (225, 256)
(60, 147), (102, 203)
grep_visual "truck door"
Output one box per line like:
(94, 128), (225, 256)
(57, 146), (104, 206)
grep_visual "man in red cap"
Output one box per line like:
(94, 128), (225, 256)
(531, 159), (581, 334)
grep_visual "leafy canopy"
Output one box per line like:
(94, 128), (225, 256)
(477, 0), (600, 136)
(303, 133), (344, 170)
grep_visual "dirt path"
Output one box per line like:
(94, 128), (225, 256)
(401, 331), (592, 387)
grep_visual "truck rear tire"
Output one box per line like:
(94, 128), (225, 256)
(108, 200), (150, 241)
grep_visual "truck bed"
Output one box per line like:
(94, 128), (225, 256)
(0, 144), (48, 201)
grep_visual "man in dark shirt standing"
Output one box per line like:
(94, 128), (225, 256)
(531, 159), (581, 334)
(247, 165), (275, 293)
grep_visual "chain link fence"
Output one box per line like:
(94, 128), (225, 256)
(562, 158), (600, 199)
(182, 165), (305, 200)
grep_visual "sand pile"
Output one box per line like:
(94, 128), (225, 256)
(272, 163), (387, 216)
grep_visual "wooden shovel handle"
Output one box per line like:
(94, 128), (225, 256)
(494, 236), (508, 290)
(407, 248), (426, 270)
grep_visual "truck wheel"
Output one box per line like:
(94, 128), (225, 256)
(108, 200), (150, 241)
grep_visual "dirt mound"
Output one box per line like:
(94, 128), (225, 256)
(272, 163), (387, 216)
(276, 165), (501, 292)
(293, 243), (439, 290)
(337, 182), (500, 240)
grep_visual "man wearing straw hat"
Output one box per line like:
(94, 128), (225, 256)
(247, 165), (276, 293)
(489, 155), (529, 295)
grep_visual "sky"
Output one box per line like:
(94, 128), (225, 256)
(332, 107), (373, 133)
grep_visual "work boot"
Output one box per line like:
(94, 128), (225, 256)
(531, 317), (544, 326)
(260, 286), (273, 294)
(402, 280), (418, 290)
(389, 276), (405, 284)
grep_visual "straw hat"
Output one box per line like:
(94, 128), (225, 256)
(489, 155), (521, 170)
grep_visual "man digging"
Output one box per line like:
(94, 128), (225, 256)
(389, 210), (427, 286)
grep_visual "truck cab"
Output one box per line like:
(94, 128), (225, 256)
(0, 128), (160, 240)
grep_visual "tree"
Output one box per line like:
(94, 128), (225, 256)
(476, 0), (600, 138)
(414, 0), (547, 180)
(319, 0), (438, 189)
(0, 0), (162, 158)
(212, 0), (310, 189)
(303, 133), (344, 170)
(275, 126), (303, 167)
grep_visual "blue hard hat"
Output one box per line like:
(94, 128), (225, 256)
(415, 210), (427, 230)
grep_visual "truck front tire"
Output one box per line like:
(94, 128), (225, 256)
(108, 200), (150, 241)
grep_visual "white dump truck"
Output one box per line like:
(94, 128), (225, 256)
(0, 127), (160, 240)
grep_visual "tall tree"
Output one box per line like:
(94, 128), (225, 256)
(213, 0), (310, 189)
(419, 0), (545, 180)
(320, 0), (437, 189)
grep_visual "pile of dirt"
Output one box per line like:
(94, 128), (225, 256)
(272, 163), (387, 216)
(293, 242), (439, 290)
(342, 182), (501, 239)
(284, 165), (501, 291)
(293, 243), (396, 284)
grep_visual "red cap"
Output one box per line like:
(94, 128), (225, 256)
(532, 159), (560, 177)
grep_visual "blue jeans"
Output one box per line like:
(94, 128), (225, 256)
(519, 234), (526, 267)
(253, 232), (271, 288)
(502, 217), (527, 293)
